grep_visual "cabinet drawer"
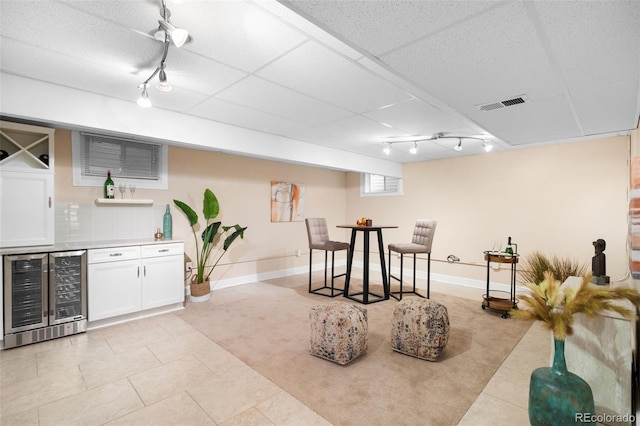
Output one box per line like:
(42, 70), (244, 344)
(141, 243), (184, 258)
(88, 246), (141, 264)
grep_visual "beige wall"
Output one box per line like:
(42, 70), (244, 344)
(346, 136), (630, 286)
(55, 127), (630, 287)
(53, 129), (349, 285)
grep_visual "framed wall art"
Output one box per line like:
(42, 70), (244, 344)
(271, 181), (305, 222)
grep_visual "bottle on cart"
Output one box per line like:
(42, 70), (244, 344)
(163, 204), (173, 239)
(104, 170), (115, 199)
(505, 236), (513, 255)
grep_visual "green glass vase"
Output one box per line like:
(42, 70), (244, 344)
(529, 337), (595, 425)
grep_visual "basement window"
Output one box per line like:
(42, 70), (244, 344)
(72, 131), (168, 190)
(360, 173), (403, 197)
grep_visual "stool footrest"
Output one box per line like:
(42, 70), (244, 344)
(310, 286), (344, 298)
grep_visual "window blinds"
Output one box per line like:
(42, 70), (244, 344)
(81, 133), (160, 180)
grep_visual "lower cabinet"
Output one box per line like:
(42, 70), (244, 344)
(88, 242), (184, 322)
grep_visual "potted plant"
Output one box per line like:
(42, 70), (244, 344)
(519, 250), (587, 285)
(511, 272), (640, 425)
(174, 188), (247, 301)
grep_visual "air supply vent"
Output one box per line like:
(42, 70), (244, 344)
(476, 95), (530, 112)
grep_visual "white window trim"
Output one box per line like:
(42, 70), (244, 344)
(360, 173), (403, 197)
(71, 131), (168, 190)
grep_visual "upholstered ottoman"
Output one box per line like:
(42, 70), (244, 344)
(391, 298), (449, 361)
(309, 302), (368, 365)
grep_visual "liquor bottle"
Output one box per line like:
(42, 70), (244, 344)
(104, 170), (115, 199)
(505, 236), (513, 255)
(163, 204), (172, 239)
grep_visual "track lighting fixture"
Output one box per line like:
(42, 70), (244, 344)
(380, 134), (494, 156)
(136, 0), (189, 108)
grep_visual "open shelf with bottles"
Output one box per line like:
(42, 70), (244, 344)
(0, 121), (54, 172)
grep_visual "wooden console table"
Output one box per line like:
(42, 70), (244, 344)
(482, 251), (519, 318)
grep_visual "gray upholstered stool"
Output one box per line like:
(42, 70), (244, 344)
(390, 298), (449, 361)
(309, 302), (368, 365)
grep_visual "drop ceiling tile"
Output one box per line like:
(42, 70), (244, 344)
(214, 76), (354, 126)
(469, 95), (581, 146)
(187, 97), (309, 137)
(309, 115), (407, 146)
(0, 1), (155, 72)
(257, 40), (412, 113)
(175, 1), (307, 72)
(534, 1), (640, 92)
(158, 50), (248, 96)
(381, 1), (564, 115)
(0, 38), (141, 102)
(284, 1), (499, 56)
(0, 38), (208, 112)
(572, 80), (640, 135)
(363, 98), (474, 136)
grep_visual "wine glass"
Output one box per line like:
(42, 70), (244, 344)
(119, 183), (126, 199)
(129, 183), (136, 199)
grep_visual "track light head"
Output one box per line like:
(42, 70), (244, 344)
(383, 143), (391, 155)
(137, 84), (152, 108)
(409, 142), (418, 154)
(156, 67), (172, 92)
(158, 20), (189, 47)
(454, 139), (462, 151)
(483, 141), (493, 152)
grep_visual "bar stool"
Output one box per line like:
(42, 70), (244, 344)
(305, 218), (350, 297)
(387, 219), (437, 300)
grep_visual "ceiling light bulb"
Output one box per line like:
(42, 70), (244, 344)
(383, 143), (391, 155)
(137, 85), (152, 108)
(454, 139), (462, 151)
(483, 141), (493, 152)
(156, 68), (172, 92)
(158, 20), (189, 47)
(409, 142), (417, 154)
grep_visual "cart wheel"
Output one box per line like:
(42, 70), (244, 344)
(501, 312), (508, 319)
(481, 304), (486, 310)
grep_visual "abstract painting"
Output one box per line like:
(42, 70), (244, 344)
(271, 181), (305, 222)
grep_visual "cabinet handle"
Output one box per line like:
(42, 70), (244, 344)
(137, 266), (140, 278)
(109, 253), (123, 257)
(159, 249), (169, 252)
(48, 197), (52, 208)
(144, 265), (147, 276)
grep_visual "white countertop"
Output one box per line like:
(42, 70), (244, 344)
(0, 239), (183, 255)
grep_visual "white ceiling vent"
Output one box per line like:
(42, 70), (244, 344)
(476, 95), (530, 112)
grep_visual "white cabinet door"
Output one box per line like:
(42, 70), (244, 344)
(0, 171), (54, 247)
(88, 259), (142, 321)
(141, 255), (184, 310)
(140, 243), (184, 310)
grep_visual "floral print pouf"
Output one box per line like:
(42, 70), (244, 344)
(391, 298), (449, 361)
(309, 302), (368, 365)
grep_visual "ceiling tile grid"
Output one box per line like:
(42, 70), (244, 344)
(1, 0), (638, 168)
(256, 40), (413, 114)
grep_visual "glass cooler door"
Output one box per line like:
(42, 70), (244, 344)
(4, 253), (48, 333)
(49, 250), (87, 325)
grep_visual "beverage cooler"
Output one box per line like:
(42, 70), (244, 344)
(3, 250), (87, 348)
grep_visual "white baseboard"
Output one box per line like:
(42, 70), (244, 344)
(205, 261), (517, 295)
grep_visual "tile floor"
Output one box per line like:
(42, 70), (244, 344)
(0, 281), (548, 425)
